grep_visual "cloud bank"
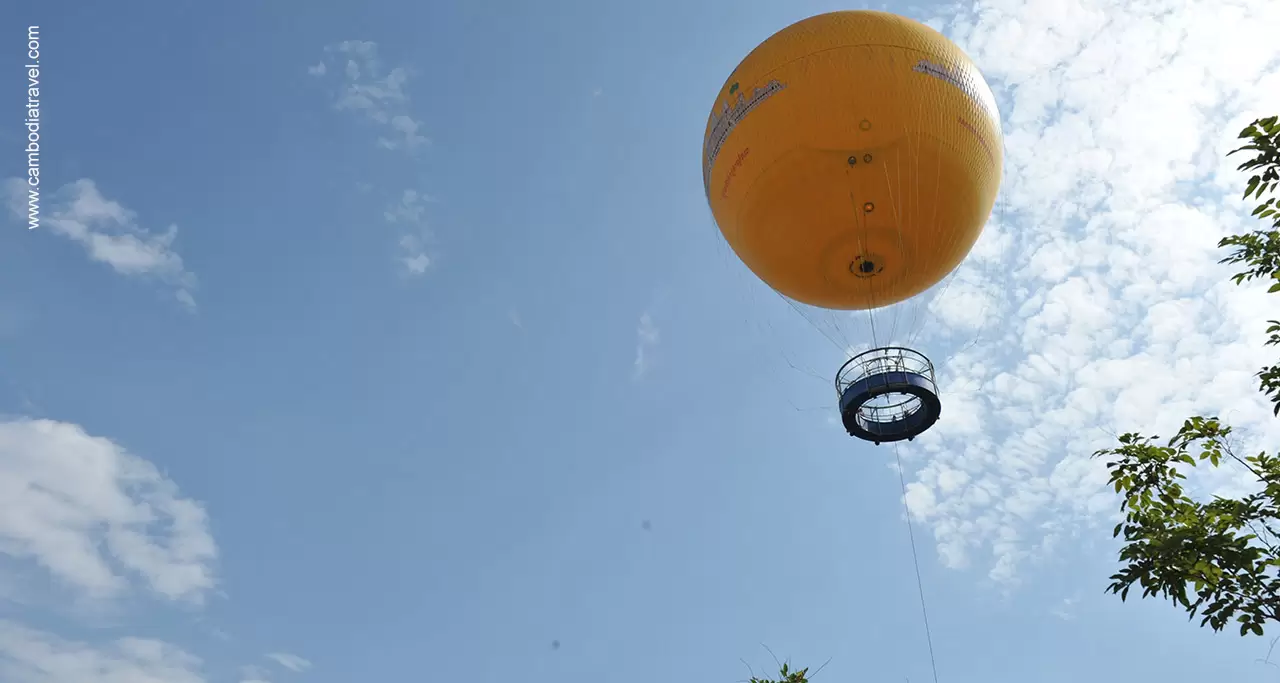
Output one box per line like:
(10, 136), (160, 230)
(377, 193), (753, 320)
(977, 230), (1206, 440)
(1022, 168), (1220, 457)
(891, 0), (1280, 584)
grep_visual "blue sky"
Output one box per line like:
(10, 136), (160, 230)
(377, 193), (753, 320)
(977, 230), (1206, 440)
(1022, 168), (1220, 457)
(3, 0), (1280, 682)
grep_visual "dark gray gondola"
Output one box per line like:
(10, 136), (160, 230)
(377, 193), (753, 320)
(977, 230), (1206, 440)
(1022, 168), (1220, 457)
(836, 346), (941, 445)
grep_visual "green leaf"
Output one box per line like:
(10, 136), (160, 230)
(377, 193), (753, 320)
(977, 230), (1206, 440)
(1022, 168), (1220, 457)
(1095, 117), (1280, 644)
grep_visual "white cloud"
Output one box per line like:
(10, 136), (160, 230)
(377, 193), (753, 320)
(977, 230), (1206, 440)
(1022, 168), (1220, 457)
(0, 621), (205, 683)
(1051, 595), (1080, 621)
(239, 663), (272, 683)
(314, 40), (429, 152)
(633, 312), (660, 380)
(889, 0), (1280, 585)
(382, 188), (433, 224)
(2, 179), (198, 309)
(266, 652), (312, 673)
(313, 43), (439, 271)
(397, 234), (431, 275)
(0, 418), (217, 604)
(384, 189), (435, 276)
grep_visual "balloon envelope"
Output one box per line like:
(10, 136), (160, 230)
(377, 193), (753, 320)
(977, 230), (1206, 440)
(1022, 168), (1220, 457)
(703, 10), (1003, 311)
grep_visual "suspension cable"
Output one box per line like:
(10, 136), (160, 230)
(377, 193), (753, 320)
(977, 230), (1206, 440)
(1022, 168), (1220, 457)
(892, 441), (940, 683)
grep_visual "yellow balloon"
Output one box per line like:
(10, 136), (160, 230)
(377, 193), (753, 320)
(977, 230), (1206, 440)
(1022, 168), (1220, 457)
(703, 10), (1003, 310)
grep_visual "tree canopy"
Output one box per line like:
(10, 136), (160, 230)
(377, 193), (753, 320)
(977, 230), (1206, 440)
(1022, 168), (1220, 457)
(749, 662), (812, 683)
(1094, 115), (1280, 637)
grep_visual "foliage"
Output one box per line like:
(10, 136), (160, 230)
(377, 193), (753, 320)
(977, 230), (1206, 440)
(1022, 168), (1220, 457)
(1096, 418), (1280, 635)
(1095, 115), (1280, 636)
(1219, 115), (1280, 414)
(749, 662), (811, 683)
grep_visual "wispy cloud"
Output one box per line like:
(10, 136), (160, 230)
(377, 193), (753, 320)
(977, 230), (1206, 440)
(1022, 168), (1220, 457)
(311, 40), (428, 152)
(239, 664), (272, 683)
(397, 236), (431, 275)
(312, 42), (440, 273)
(0, 418), (217, 604)
(886, 0), (1280, 585)
(0, 621), (206, 683)
(384, 189), (434, 276)
(1051, 595), (1080, 621)
(266, 652), (312, 673)
(2, 178), (198, 309)
(633, 312), (659, 380)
